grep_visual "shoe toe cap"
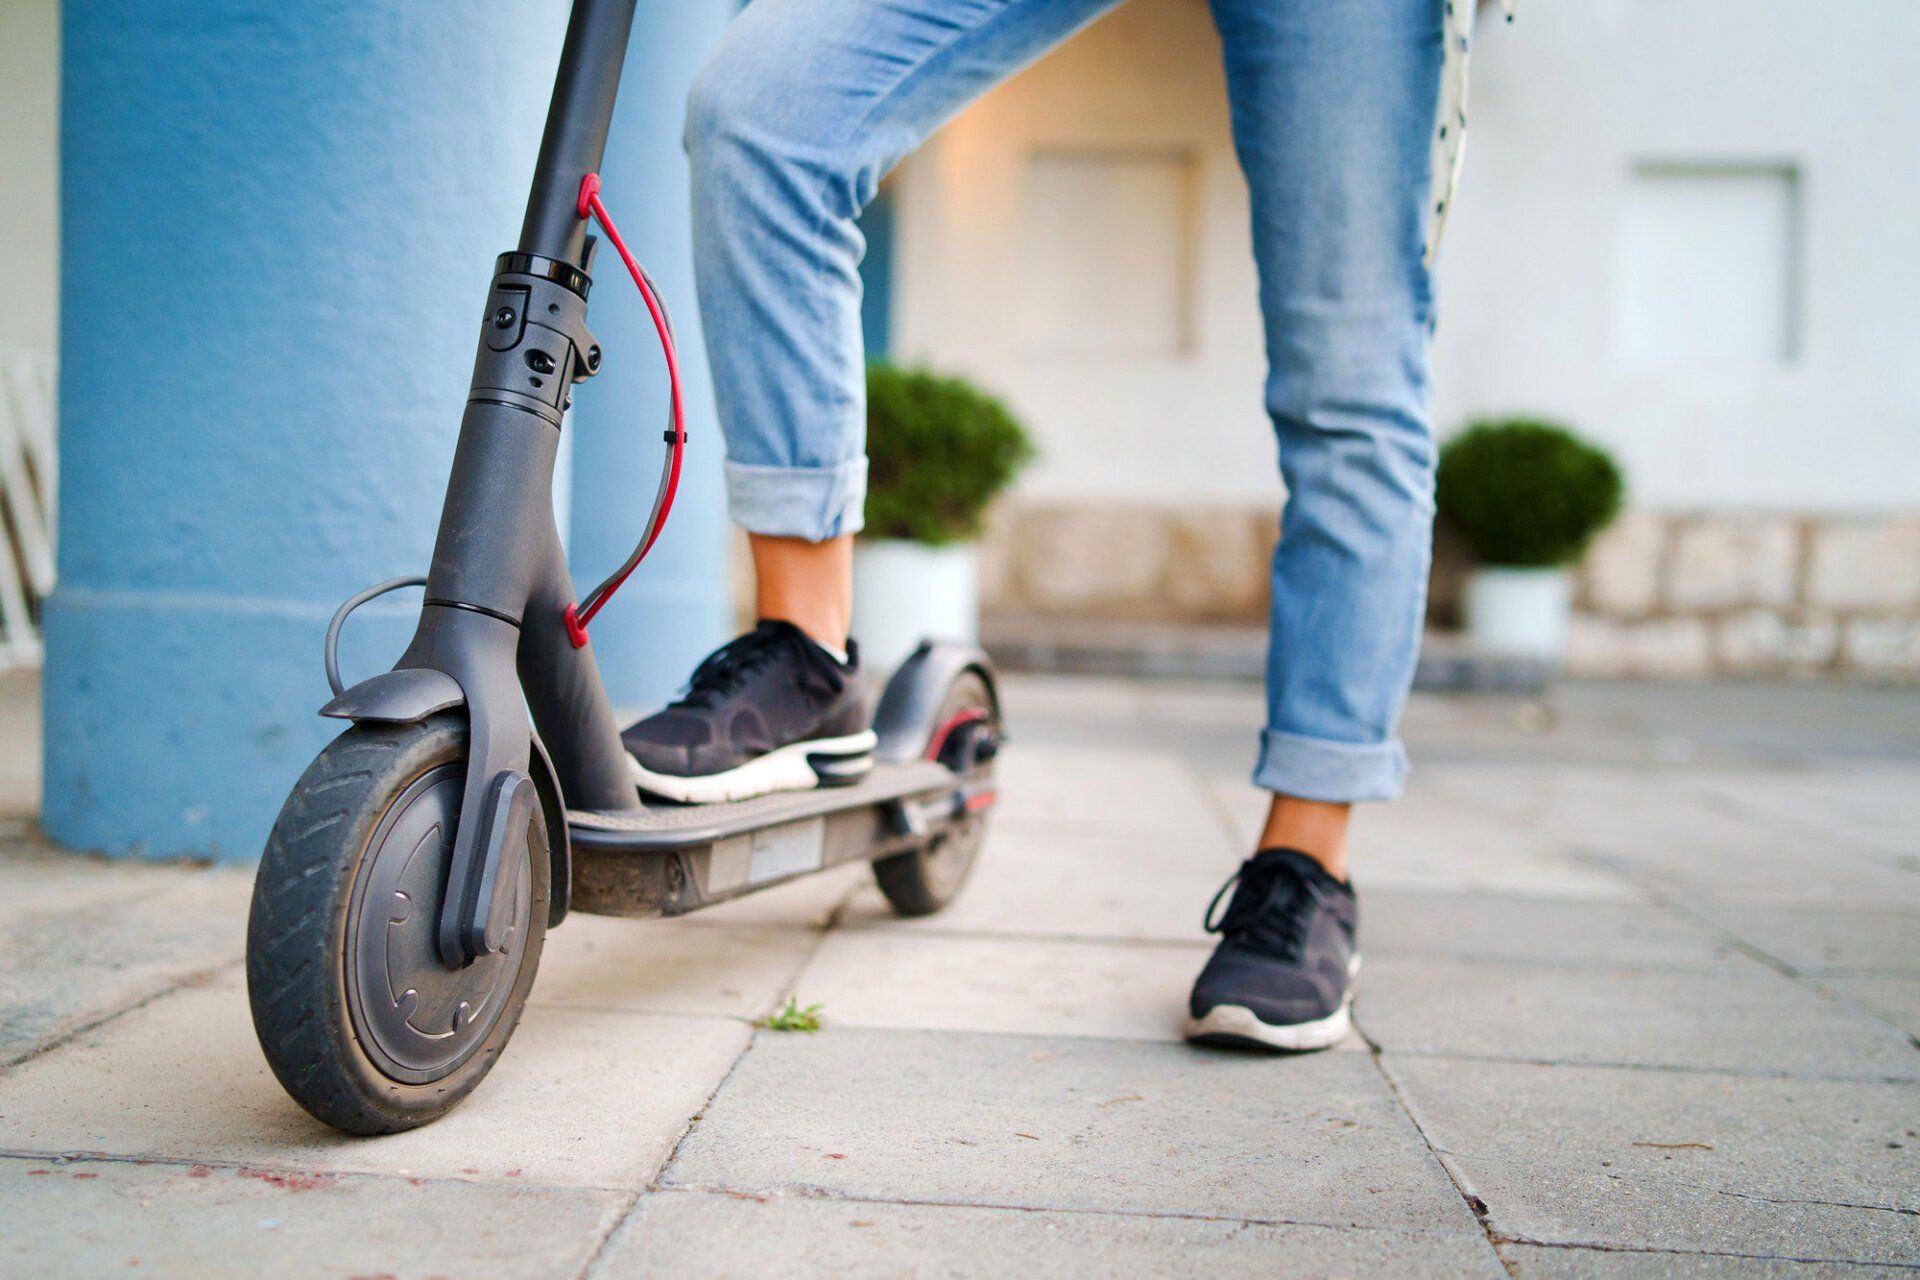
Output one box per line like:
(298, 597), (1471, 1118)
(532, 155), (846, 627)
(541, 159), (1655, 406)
(1190, 952), (1343, 1024)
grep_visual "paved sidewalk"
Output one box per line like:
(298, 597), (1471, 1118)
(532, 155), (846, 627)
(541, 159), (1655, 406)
(2, 669), (1916, 1277)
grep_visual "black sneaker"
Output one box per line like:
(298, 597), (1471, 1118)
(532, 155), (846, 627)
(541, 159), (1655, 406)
(1185, 848), (1359, 1051)
(621, 620), (874, 804)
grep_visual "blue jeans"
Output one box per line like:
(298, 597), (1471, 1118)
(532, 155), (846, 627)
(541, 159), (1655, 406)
(686, 0), (1443, 804)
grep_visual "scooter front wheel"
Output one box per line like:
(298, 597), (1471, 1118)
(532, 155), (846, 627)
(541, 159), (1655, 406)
(246, 714), (547, 1135)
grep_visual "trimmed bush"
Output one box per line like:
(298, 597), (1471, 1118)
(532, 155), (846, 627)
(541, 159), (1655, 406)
(863, 362), (1035, 546)
(1436, 418), (1624, 567)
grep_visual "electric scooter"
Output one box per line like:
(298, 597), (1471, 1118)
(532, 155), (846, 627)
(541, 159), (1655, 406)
(243, 0), (1000, 1136)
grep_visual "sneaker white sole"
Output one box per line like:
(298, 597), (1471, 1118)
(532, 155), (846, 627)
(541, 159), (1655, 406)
(627, 730), (878, 805)
(1183, 955), (1361, 1053)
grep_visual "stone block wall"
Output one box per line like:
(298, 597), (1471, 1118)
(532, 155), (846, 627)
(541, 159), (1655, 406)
(977, 503), (1920, 680)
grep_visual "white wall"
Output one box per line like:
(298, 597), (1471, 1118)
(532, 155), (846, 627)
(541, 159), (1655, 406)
(1431, 0), (1920, 512)
(0, 0), (60, 360)
(893, 0), (1278, 505)
(894, 0), (1920, 513)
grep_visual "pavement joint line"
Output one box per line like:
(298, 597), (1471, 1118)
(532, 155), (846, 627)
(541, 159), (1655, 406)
(1364, 1038), (1507, 1262)
(645, 1178), (1494, 1239)
(1368, 1044), (1920, 1085)
(1493, 1236), (1920, 1271)
(1689, 782), (1915, 864)
(573, 1189), (643, 1280)
(634, 893), (857, 1243)
(0, 956), (241, 1075)
(1181, 749), (1260, 859)
(0, 1147), (635, 1196)
(1590, 860), (1920, 1051)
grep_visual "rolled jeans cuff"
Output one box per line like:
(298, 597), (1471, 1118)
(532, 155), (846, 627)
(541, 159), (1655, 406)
(1252, 728), (1409, 804)
(724, 457), (868, 541)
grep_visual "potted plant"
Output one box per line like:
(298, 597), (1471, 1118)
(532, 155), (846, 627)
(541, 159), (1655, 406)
(1437, 418), (1624, 662)
(853, 362), (1035, 673)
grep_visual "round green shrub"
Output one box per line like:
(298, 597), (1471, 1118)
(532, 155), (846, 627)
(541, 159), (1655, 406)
(1436, 418), (1624, 567)
(863, 362), (1035, 546)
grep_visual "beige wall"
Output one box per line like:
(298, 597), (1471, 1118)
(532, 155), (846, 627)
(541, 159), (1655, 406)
(892, 0), (1278, 505)
(0, 0), (60, 360)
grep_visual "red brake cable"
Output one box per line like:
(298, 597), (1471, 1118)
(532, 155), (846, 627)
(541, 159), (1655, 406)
(562, 171), (687, 648)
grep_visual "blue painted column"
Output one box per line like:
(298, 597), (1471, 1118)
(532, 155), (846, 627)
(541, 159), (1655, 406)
(44, 2), (571, 861)
(567, 3), (737, 714)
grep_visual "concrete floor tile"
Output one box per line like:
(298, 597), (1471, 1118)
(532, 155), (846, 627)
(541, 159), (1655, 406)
(533, 915), (820, 1020)
(1362, 891), (1734, 970)
(1685, 904), (1920, 976)
(0, 974), (748, 1188)
(594, 1189), (1507, 1279)
(1383, 1056), (1920, 1264)
(1499, 1243), (1919, 1278)
(1197, 780), (1642, 903)
(0, 1155), (625, 1280)
(795, 930), (1212, 1043)
(993, 743), (1227, 839)
(0, 860), (252, 1065)
(837, 815), (1233, 943)
(1692, 768), (1920, 863)
(665, 1027), (1478, 1231)
(1818, 976), (1920, 1040)
(1357, 956), (1920, 1080)
(1522, 775), (1920, 908)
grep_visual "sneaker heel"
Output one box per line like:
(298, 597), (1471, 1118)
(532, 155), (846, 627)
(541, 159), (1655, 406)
(808, 750), (873, 788)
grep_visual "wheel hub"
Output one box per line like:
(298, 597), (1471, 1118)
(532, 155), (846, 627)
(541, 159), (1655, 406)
(344, 764), (532, 1084)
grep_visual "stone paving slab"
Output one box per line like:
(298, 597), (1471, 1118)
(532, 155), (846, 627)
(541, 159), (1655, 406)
(1383, 1055), (1920, 1264)
(1516, 773), (1920, 909)
(533, 915), (821, 1020)
(0, 1155), (626, 1280)
(837, 815), (1231, 943)
(1691, 769), (1920, 863)
(593, 1188), (1508, 1279)
(0, 973), (747, 1189)
(1357, 955), (1920, 1080)
(995, 744), (1226, 839)
(1200, 776), (1641, 902)
(666, 1026), (1479, 1232)
(1360, 890), (1735, 970)
(796, 930), (1226, 1045)
(1, 859), (251, 1066)
(1498, 1243), (1920, 1278)
(1683, 904), (1920, 976)
(1817, 976), (1920, 1041)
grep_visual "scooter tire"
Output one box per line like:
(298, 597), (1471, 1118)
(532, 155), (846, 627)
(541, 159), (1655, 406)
(246, 714), (547, 1135)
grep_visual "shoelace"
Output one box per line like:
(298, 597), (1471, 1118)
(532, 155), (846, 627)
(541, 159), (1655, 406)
(1203, 854), (1328, 963)
(672, 624), (834, 712)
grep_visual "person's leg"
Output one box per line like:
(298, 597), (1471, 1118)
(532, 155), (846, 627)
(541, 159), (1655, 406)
(687, 0), (1120, 637)
(1218, 0), (1443, 864)
(624, 0), (1120, 802)
(1187, 0), (1443, 1050)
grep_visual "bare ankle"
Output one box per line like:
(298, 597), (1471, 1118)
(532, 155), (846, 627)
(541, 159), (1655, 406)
(1257, 794), (1351, 881)
(749, 532), (853, 650)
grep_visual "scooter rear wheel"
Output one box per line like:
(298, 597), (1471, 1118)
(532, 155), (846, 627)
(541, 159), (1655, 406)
(246, 714), (547, 1135)
(872, 668), (998, 917)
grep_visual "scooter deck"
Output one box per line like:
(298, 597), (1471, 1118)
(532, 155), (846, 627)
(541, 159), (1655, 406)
(564, 759), (960, 919)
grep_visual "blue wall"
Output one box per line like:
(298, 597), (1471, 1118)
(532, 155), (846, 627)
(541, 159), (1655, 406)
(45, 0), (732, 860)
(566, 3), (736, 714)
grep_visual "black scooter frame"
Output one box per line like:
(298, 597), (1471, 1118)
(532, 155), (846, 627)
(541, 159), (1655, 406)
(317, 0), (996, 973)
(320, 0), (648, 967)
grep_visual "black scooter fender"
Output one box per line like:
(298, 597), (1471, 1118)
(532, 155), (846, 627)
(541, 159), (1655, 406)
(317, 665), (574, 930)
(874, 640), (1001, 762)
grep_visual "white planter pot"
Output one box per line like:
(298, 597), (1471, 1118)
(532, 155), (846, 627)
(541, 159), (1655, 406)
(1463, 566), (1572, 662)
(852, 539), (979, 676)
